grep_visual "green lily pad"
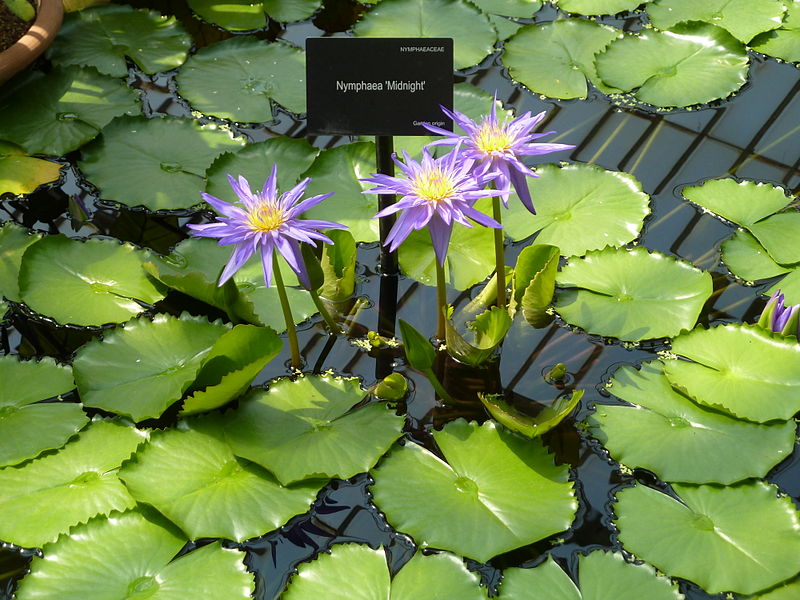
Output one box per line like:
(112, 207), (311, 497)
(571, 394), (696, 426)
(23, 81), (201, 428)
(0, 222), (42, 301)
(503, 164), (650, 256)
(589, 361), (796, 483)
(750, 0), (800, 62)
(646, 0), (786, 43)
(750, 578), (800, 600)
(445, 306), (511, 367)
(489, 14), (523, 40)
(0, 143), (63, 196)
(283, 544), (486, 599)
(0, 419), (147, 548)
(615, 481), (800, 595)
(748, 211), (800, 265)
(479, 390), (583, 438)
(682, 178), (793, 227)
(595, 22), (749, 107)
(500, 550), (683, 599)
(472, 0), (541, 17)
(556, 0), (643, 14)
(0, 355), (85, 467)
(223, 374), (404, 485)
(767, 268), (800, 305)
(503, 19), (623, 99)
(511, 244), (560, 327)
(353, 0), (497, 70)
(663, 324), (800, 423)
(79, 115), (245, 211)
(176, 36), (306, 121)
(49, 5), (192, 77)
(370, 419), (577, 562)
(300, 141), (380, 242)
(721, 230), (793, 282)
(16, 510), (254, 600)
(72, 313), (230, 422)
(554, 246), (712, 341)
(18, 235), (166, 327)
(398, 197), (496, 290)
(118, 419), (319, 542)
(0, 66), (140, 156)
(188, 0), (321, 30)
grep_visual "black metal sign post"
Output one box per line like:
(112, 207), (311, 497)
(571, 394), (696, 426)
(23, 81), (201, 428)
(306, 37), (453, 375)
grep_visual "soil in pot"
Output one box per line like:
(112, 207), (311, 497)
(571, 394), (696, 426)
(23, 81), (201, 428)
(0, 2), (34, 53)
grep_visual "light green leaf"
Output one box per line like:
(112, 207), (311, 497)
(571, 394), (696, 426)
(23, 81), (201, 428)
(18, 235), (166, 327)
(503, 164), (650, 257)
(500, 555), (580, 600)
(399, 319), (437, 370)
(471, 0), (542, 17)
(319, 229), (357, 301)
(176, 37), (306, 121)
(370, 419), (577, 562)
(353, 0), (497, 70)
(49, 5), (192, 76)
(767, 268), (800, 305)
(79, 115), (245, 211)
(721, 230), (793, 282)
(748, 211), (800, 265)
(119, 418), (320, 542)
(445, 306), (511, 367)
(223, 374), (404, 485)
(0, 419), (147, 548)
(187, 0), (321, 29)
(554, 246), (712, 341)
(663, 323), (800, 423)
(503, 19), (623, 99)
(479, 390), (583, 438)
(615, 481), (800, 595)
(595, 22), (749, 107)
(0, 144), (63, 196)
(750, 0), (800, 62)
(589, 361), (796, 483)
(682, 178), (793, 227)
(510, 243), (560, 326)
(0, 222), (42, 301)
(0, 66), (140, 156)
(556, 0), (643, 15)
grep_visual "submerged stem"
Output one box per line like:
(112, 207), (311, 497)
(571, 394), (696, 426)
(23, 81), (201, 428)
(435, 259), (447, 341)
(273, 254), (301, 369)
(309, 288), (342, 335)
(423, 366), (456, 405)
(492, 195), (506, 309)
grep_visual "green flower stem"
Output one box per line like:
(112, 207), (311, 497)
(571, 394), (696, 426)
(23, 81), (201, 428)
(492, 195), (507, 309)
(423, 366), (456, 404)
(309, 288), (342, 335)
(272, 254), (301, 369)
(435, 259), (447, 341)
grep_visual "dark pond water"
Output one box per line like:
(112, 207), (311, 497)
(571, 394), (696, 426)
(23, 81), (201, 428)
(1, 0), (799, 598)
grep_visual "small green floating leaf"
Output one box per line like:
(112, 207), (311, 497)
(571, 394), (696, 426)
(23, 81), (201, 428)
(479, 389), (583, 438)
(510, 243), (560, 327)
(721, 229), (793, 282)
(18, 235), (166, 327)
(646, 0), (786, 44)
(504, 19), (622, 99)
(119, 418), (320, 542)
(223, 374), (404, 485)
(0, 222), (42, 302)
(16, 510), (254, 600)
(589, 361), (796, 484)
(663, 323), (800, 423)
(283, 544), (486, 599)
(49, 5), (192, 76)
(353, 0), (497, 70)
(615, 481), (800, 595)
(554, 246), (712, 341)
(471, 0), (542, 18)
(750, 0), (800, 62)
(0, 419), (147, 548)
(79, 115), (244, 211)
(503, 164), (650, 257)
(188, 0), (321, 30)
(555, 0), (644, 15)
(177, 37), (306, 121)
(682, 178), (793, 227)
(370, 419), (577, 562)
(0, 143), (63, 196)
(0, 66), (140, 156)
(749, 578), (800, 599)
(595, 22), (749, 107)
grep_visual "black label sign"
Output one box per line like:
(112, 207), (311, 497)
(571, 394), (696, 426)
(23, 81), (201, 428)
(306, 37), (453, 136)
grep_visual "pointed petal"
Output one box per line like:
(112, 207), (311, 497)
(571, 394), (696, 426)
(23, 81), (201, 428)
(428, 215), (453, 267)
(218, 242), (256, 286)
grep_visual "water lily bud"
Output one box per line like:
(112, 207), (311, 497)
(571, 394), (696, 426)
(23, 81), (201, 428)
(546, 363), (567, 382)
(374, 373), (408, 401)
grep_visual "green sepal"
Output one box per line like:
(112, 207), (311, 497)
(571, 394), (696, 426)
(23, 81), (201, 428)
(300, 243), (325, 291)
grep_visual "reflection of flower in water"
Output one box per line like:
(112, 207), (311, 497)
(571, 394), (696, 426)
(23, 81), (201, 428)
(362, 146), (502, 266)
(423, 96), (574, 214)
(758, 289), (799, 337)
(188, 165), (346, 289)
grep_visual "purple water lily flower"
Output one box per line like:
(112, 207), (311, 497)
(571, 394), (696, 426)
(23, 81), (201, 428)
(188, 165), (346, 289)
(758, 290), (800, 337)
(422, 96), (574, 214)
(362, 146), (503, 266)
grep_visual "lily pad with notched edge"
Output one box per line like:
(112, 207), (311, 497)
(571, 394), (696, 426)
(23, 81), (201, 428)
(176, 36), (306, 121)
(595, 22), (749, 107)
(556, 0), (644, 15)
(682, 178), (793, 227)
(750, 0), (800, 62)
(0, 419), (147, 548)
(747, 211), (800, 265)
(118, 418), (320, 542)
(49, 5), (192, 76)
(79, 115), (244, 211)
(16, 509), (254, 600)
(615, 481), (800, 595)
(0, 143), (63, 196)
(554, 246), (712, 341)
(18, 235), (166, 327)
(370, 419), (577, 562)
(720, 230), (793, 282)
(223, 374), (404, 485)
(0, 222), (42, 302)
(589, 361), (796, 483)
(471, 0), (541, 18)
(188, 0), (321, 30)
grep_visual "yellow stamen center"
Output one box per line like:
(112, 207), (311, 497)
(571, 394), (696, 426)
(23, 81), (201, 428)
(475, 122), (512, 154)
(247, 201), (286, 232)
(413, 168), (456, 203)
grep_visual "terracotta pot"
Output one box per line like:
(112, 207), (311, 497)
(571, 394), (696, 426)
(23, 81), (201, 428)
(0, 0), (64, 85)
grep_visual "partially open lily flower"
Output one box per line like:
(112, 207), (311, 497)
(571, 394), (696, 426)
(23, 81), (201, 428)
(362, 146), (503, 266)
(758, 290), (799, 337)
(422, 95), (574, 214)
(187, 165), (346, 289)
